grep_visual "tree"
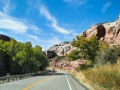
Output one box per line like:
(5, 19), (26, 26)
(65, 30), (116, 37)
(33, 45), (43, 71)
(72, 35), (99, 63)
(0, 39), (49, 74)
(39, 53), (49, 71)
(0, 40), (10, 72)
(16, 42), (38, 73)
(67, 50), (81, 61)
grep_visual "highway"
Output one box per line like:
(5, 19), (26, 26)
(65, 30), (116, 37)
(0, 70), (88, 90)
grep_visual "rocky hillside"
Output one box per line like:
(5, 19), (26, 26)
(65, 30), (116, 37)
(46, 42), (77, 58)
(82, 15), (120, 45)
(46, 15), (120, 58)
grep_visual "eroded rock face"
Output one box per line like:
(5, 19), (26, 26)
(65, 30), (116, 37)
(46, 51), (57, 59)
(82, 16), (120, 45)
(96, 25), (106, 40)
(46, 42), (76, 57)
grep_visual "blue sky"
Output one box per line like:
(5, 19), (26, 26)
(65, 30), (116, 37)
(0, 0), (120, 50)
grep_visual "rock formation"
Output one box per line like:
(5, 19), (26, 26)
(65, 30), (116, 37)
(82, 15), (120, 45)
(46, 42), (76, 57)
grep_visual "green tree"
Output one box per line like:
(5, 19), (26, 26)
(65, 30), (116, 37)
(72, 35), (99, 63)
(32, 45), (49, 71)
(67, 50), (81, 61)
(0, 39), (49, 74)
(33, 45), (42, 71)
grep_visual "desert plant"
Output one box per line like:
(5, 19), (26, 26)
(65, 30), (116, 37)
(96, 46), (120, 65)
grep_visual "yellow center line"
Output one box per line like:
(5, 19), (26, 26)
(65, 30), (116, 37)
(22, 76), (51, 90)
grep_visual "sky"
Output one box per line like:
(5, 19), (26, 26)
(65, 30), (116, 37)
(0, 0), (120, 50)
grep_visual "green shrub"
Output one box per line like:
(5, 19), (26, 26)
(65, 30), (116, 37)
(96, 46), (120, 65)
(97, 71), (120, 89)
(67, 50), (81, 61)
(79, 64), (89, 70)
(78, 64), (92, 71)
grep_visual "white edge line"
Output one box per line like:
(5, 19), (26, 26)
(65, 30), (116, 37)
(65, 73), (72, 90)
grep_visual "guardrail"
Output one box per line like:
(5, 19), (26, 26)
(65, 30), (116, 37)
(0, 71), (47, 84)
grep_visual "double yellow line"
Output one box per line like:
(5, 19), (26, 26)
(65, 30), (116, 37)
(22, 77), (51, 90)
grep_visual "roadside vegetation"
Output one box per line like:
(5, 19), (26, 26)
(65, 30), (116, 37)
(83, 60), (120, 90)
(67, 35), (120, 90)
(0, 39), (49, 74)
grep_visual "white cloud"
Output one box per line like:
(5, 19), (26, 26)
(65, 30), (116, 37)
(26, 0), (40, 14)
(64, 0), (86, 6)
(2, 0), (10, 13)
(50, 23), (71, 34)
(0, 12), (28, 33)
(0, 11), (41, 34)
(39, 4), (71, 35)
(29, 24), (41, 34)
(39, 5), (57, 24)
(0, 0), (41, 34)
(38, 36), (62, 47)
(102, 2), (111, 13)
(40, 36), (62, 50)
(1, 0), (15, 14)
(26, 34), (40, 42)
(47, 36), (62, 45)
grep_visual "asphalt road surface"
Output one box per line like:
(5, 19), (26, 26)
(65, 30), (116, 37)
(0, 70), (88, 90)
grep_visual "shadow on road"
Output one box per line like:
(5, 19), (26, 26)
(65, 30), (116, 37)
(34, 70), (68, 76)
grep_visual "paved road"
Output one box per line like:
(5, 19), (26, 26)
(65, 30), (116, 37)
(0, 70), (88, 90)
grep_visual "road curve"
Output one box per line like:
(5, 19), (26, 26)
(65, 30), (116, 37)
(0, 70), (88, 90)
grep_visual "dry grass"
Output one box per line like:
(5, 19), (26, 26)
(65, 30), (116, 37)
(70, 59), (120, 90)
(70, 71), (94, 90)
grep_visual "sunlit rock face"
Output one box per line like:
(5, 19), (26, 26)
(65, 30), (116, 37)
(47, 42), (72, 56)
(82, 15), (120, 45)
(46, 42), (76, 57)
